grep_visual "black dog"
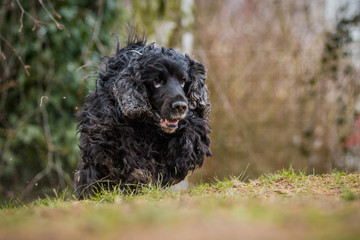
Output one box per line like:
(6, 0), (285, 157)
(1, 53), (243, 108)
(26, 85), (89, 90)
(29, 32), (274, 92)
(74, 34), (211, 197)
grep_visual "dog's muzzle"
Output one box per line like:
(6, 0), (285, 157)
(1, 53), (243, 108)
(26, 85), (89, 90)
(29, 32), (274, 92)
(159, 100), (188, 133)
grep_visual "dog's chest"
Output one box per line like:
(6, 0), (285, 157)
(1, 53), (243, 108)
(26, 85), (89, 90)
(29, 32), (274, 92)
(129, 123), (178, 161)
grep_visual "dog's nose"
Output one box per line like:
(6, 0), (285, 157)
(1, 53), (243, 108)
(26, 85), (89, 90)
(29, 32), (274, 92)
(172, 101), (188, 114)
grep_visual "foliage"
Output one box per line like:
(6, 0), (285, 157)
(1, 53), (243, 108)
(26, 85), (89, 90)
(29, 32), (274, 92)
(0, 0), (129, 200)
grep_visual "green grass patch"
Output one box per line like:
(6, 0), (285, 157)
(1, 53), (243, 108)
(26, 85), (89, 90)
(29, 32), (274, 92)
(1, 170), (359, 240)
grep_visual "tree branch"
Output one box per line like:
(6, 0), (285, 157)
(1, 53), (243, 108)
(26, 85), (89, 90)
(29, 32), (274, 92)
(15, 0), (48, 32)
(0, 34), (31, 75)
(22, 95), (55, 197)
(38, 0), (70, 37)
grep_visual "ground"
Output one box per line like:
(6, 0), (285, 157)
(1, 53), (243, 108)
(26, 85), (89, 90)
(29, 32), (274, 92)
(1, 169), (359, 240)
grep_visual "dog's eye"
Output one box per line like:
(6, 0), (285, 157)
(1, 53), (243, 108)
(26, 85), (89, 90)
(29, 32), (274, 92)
(181, 77), (186, 88)
(154, 77), (162, 88)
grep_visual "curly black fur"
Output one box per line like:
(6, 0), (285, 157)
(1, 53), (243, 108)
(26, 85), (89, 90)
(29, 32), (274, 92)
(74, 34), (211, 197)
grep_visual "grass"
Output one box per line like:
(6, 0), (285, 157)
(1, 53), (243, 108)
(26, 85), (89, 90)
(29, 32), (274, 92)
(1, 168), (359, 240)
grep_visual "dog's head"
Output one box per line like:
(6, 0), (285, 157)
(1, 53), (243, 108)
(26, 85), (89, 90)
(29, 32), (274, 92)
(114, 46), (210, 133)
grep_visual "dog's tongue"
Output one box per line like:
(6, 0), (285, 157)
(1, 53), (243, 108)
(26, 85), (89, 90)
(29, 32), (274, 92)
(167, 119), (179, 124)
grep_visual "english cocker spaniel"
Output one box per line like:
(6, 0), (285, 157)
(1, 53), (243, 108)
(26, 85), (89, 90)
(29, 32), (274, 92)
(74, 34), (211, 197)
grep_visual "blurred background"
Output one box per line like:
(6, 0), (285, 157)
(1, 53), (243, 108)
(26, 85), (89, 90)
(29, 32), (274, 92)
(1, 0), (360, 201)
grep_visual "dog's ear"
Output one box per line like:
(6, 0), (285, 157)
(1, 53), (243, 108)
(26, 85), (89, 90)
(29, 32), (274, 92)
(113, 67), (151, 119)
(185, 54), (211, 118)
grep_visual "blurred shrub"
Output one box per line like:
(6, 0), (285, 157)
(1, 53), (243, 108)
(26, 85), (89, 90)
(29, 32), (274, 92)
(0, 0), (128, 199)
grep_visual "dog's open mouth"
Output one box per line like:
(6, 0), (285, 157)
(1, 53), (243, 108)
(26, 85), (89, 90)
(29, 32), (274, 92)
(160, 118), (179, 133)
